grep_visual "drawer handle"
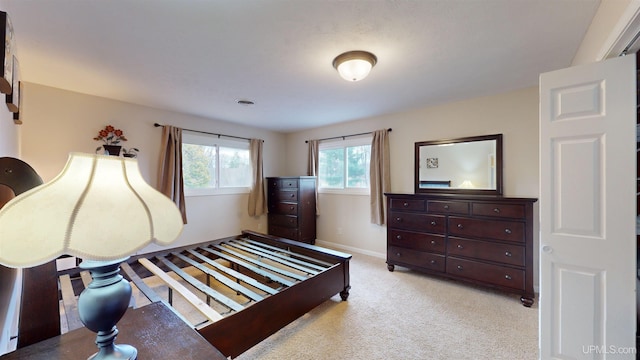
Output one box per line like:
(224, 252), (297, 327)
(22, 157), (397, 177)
(396, 235), (402, 240)
(504, 274), (512, 280)
(430, 221), (437, 226)
(290, 206), (295, 210)
(457, 244), (463, 249)
(403, 202), (409, 207)
(290, 194), (295, 198)
(288, 183), (293, 186)
(444, 205), (450, 210)
(396, 217), (402, 222)
(504, 228), (512, 234)
(456, 265), (463, 270)
(430, 240), (436, 245)
(505, 251), (512, 257)
(396, 252), (401, 257)
(493, 208), (500, 213)
(430, 260), (436, 265)
(457, 224), (464, 229)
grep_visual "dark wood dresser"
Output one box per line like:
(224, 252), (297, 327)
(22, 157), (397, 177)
(267, 176), (316, 244)
(385, 193), (537, 306)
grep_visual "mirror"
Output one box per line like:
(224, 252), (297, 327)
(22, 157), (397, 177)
(415, 134), (503, 195)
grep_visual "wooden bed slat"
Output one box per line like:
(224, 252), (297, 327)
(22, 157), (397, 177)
(200, 246), (296, 287)
(227, 239), (324, 274)
(211, 243), (309, 281)
(171, 252), (265, 302)
(79, 271), (92, 288)
(156, 256), (245, 312)
(185, 249), (279, 295)
(137, 258), (224, 322)
(121, 262), (163, 304)
(58, 275), (83, 332)
(242, 238), (334, 267)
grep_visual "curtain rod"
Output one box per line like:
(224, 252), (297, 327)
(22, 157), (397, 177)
(154, 123), (261, 142)
(305, 128), (392, 143)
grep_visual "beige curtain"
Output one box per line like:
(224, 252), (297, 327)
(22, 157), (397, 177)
(158, 125), (187, 224)
(370, 129), (391, 225)
(307, 139), (320, 215)
(248, 138), (266, 216)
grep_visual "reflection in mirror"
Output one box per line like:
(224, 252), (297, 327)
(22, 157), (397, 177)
(415, 134), (502, 195)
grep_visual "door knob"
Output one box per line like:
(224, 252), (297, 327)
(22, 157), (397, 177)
(542, 245), (553, 254)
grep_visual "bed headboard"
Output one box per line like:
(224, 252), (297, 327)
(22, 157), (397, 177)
(0, 158), (60, 349)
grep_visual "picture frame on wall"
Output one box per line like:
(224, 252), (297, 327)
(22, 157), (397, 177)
(0, 11), (14, 95)
(6, 55), (19, 112)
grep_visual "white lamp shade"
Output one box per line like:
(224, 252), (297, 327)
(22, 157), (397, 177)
(0, 153), (184, 267)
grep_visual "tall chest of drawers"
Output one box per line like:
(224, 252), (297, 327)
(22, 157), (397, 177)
(385, 193), (537, 306)
(267, 176), (317, 244)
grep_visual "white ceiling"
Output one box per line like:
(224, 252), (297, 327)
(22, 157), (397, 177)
(3, 0), (600, 133)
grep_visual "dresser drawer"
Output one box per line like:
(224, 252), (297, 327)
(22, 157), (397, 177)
(389, 198), (426, 211)
(268, 202), (298, 215)
(268, 178), (298, 189)
(471, 203), (525, 219)
(389, 229), (445, 253)
(268, 225), (298, 240)
(447, 237), (524, 267)
(446, 257), (524, 290)
(427, 201), (469, 215)
(388, 246), (445, 272)
(448, 216), (524, 243)
(269, 214), (298, 228)
(389, 212), (445, 233)
(269, 190), (298, 202)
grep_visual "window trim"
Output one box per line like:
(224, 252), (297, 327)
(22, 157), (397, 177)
(182, 132), (251, 197)
(317, 136), (371, 195)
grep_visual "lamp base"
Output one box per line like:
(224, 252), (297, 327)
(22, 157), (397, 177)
(88, 343), (137, 360)
(79, 258), (136, 360)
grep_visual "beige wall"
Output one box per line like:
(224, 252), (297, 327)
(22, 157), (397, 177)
(19, 83), (287, 252)
(285, 86), (539, 257)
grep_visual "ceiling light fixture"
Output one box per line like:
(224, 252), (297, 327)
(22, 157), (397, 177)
(332, 50), (377, 82)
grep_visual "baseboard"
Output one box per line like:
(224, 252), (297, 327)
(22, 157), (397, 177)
(314, 239), (386, 260)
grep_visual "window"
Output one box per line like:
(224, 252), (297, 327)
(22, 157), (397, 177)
(318, 137), (371, 193)
(182, 132), (251, 195)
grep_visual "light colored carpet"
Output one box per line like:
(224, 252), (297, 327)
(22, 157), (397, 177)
(235, 252), (539, 360)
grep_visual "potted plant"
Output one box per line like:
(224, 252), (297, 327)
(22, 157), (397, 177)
(94, 125), (127, 156)
(122, 148), (139, 158)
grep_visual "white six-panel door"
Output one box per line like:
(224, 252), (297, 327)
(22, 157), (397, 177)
(539, 54), (636, 359)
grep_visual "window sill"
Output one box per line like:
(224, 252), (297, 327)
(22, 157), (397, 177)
(185, 187), (250, 197)
(318, 188), (369, 196)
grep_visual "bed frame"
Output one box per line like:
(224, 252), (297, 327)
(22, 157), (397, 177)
(122, 230), (352, 358)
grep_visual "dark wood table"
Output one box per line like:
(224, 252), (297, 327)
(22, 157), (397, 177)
(0, 302), (227, 360)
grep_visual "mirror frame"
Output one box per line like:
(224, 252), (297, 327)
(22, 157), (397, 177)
(414, 134), (503, 196)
